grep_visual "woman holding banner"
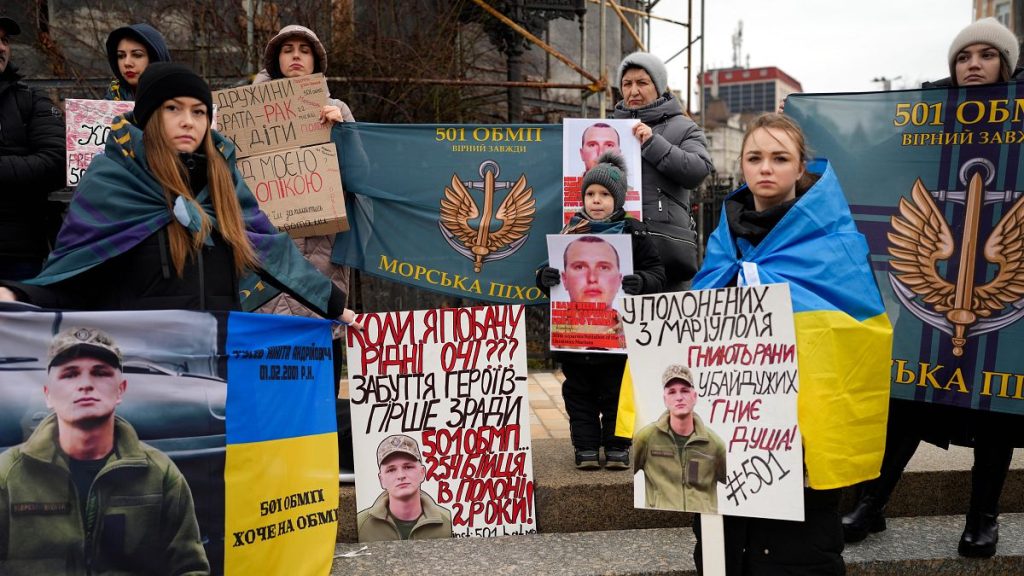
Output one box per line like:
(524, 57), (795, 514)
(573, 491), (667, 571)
(691, 113), (891, 575)
(842, 17), (1022, 559)
(0, 62), (357, 326)
(252, 24), (359, 477)
(103, 24), (171, 101)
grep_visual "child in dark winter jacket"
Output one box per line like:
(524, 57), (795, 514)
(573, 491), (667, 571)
(537, 152), (665, 469)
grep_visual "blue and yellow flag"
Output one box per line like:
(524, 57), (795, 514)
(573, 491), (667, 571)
(224, 312), (338, 575)
(693, 160), (893, 490)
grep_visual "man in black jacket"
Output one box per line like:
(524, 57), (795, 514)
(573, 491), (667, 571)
(0, 16), (65, 280)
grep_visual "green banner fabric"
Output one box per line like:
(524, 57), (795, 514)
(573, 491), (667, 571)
(331, 124), (560, 305)
(788, 84), (1024, 415)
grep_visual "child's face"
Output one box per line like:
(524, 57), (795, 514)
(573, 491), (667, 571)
(584, 184), (615, 220)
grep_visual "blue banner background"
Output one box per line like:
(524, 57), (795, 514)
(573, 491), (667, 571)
(332, 123), (562, 304)
(788, 84), (1024, 415)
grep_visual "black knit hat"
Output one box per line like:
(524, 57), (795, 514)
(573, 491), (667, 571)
(581, 151), (629, 214)
(133, 62), (213, 128)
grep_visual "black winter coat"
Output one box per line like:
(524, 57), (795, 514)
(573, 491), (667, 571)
(0, 65), (66, 260)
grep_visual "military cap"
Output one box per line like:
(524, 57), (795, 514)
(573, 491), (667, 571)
(661, 364), (694, 388)
(48, 327), (123, 370)
(376, 434), (422, 466)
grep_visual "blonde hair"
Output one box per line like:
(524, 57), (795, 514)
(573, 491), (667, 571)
(741, 113), (816, 194)
(143, 112), (259, 277)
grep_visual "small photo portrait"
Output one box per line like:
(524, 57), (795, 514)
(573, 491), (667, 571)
(633, 364), (727, 514)
(356, 434), (453, 542)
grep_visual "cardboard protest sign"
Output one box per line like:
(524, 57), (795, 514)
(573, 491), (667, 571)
(238, 143), (348, 237)
(0, 309), (338, 576)
(213, 74), (331, 158)
(346, 305), (536, 541)
(562, 118), (641, 225)
(622, 284), (804, 521)
(547, 234), (633, 353)
(65, 99), (135, 186)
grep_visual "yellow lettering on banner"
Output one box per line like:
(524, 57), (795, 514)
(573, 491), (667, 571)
(893, 359), (916, 384)
(979, 371), (1024, 398)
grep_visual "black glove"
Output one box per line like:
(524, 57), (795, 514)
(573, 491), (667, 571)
(622, 274), (644, 295)
(538, 266), (561, 288)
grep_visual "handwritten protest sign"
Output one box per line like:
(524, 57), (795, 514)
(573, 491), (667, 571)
(562, 118), (641, 225)
(213, 74), (331, 158)
(347, 305), (536, 541)
(64, 99), (135, 186)
(237, 143), (348, 237)
(547, 234), (633, 353)
(622, 284), (804, 521)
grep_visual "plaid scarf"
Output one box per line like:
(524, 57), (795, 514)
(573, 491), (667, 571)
(27, 114), (330, 311)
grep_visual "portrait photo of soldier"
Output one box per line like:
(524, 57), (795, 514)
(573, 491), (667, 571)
(579, 122), (622, 173)
(562, 235), (624, 307)
(0, 327), (209, 575)
(356, 434), (452, 542)
(633, 363), (727, 514)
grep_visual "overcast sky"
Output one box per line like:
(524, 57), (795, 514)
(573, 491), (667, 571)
(647, 0), (974, 106)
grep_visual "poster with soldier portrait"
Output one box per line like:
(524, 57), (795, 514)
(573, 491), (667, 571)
(346, 304), (537, 542)
(562, 118), (642, 225)
(547, 233), (634, 353)
(0, 308), (339, 576)
(621, 284), (804, 521)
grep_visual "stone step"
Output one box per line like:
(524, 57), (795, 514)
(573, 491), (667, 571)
(336, 438), (1024, 543)
(330, 513), (1024, 575)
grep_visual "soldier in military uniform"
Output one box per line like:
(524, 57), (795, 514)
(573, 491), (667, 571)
(356, 434), (452, 542)
(0, 327), (208, 575)
(633, 364), (727, 513)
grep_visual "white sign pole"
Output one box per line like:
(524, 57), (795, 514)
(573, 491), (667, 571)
(700, 514), (727, 576)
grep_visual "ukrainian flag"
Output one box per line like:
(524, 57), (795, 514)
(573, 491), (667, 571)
(224, 313), (339, 575)
(619, 160), (892, 490)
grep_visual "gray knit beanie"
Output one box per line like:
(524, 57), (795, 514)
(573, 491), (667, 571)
(617, 51), (668, 96)
(582, 152), (628, 215)
(948, 17), (1019, 79)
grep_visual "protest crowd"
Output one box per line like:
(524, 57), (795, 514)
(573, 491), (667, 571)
(0, 8), (1021, 576)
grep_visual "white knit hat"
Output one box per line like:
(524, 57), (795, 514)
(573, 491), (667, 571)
(948, 17), (1019, 79)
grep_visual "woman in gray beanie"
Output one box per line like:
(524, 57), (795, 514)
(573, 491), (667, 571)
(612, 51), (713, 290)
(842, 16), (1021, 560)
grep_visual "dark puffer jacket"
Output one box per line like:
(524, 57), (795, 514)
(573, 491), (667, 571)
(0, 64), (65, 261)
(612, 92), (713, 228)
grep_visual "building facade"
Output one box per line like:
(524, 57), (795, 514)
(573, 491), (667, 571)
(701, 66), (802, 116)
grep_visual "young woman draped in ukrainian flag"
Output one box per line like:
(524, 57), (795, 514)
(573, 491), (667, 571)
(620, 113), (892, 575)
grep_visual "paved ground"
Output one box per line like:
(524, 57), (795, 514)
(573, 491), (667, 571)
(526, 371), (570, 440)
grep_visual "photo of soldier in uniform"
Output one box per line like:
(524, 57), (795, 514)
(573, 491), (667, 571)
(356, 434), (452, 542)
(0, 327), (209, 575)
(634, 363), (727, 514)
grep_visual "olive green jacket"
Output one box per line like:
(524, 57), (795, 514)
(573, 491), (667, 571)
(0, 414), (209, 575)
(634, 411), (727, 513)
(355, 490), (452, 542)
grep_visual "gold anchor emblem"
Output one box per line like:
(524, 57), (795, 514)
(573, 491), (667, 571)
(888, 159), (1024, 356)
(439, 160), (536, 273)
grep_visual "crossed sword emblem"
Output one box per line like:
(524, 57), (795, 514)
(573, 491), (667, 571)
(888, 158), (1024, 357)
